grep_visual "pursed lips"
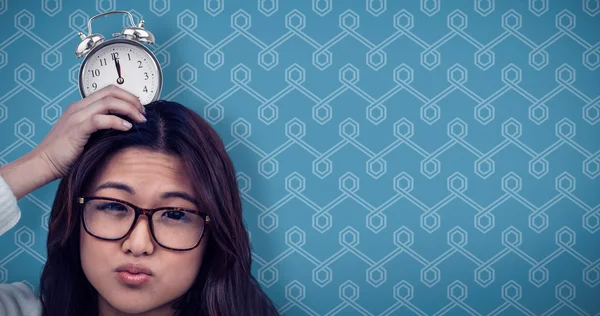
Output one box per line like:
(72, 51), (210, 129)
(115, 263), (153, 275)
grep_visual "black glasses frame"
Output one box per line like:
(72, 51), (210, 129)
(78, 196), (210, 251)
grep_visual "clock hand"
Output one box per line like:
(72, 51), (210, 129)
(114, 58), (124, 85)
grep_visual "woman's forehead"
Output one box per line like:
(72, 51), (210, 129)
(90, 148), (195, 195)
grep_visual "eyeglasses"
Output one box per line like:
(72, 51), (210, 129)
(78, 196), (210, 251)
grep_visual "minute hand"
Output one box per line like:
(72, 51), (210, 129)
(114, 58), (124, 84)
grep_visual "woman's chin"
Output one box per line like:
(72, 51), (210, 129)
(100, 291), (167, 315)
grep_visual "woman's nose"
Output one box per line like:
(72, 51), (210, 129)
(121, 216), (155, 256)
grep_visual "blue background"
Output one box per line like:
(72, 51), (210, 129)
(1, 0), (599, 314)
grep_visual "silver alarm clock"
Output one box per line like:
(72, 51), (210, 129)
(75, 10), (162, 105)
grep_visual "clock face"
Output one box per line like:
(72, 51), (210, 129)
(79, 40), (162, 105)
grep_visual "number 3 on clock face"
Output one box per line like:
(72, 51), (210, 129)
(79, 39), (162, 105)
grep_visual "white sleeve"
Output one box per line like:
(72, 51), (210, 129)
(0, 174), (21, 236)
(0, 282), (42, 315)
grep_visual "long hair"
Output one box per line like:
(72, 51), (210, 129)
(39, 100), (279, 316)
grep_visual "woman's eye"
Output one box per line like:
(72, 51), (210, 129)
(163, 210), (187, 221)
(97, 202), (127, 212)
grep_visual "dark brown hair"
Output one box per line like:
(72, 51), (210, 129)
(39, 100), (279, 316)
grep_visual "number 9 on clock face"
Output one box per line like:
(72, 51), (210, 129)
(79, 39), (162, 105)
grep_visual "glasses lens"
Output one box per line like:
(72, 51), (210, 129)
(83, 199), (135, 239)
(152, 209), (205, 250)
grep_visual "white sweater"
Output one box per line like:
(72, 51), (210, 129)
(0, 175), (43, 315)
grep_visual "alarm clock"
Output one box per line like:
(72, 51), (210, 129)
(75, 10), (162, 105)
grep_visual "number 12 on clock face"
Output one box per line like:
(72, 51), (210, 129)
(79, 40), (162, 105)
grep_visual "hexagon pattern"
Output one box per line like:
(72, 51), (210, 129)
(0, 0), (599, 315)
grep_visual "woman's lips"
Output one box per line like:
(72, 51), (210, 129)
(114, 263), (153, 286)
(117, 271), (152, 286)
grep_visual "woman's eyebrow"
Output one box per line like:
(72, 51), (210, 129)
(94, 181), (134, 194)
(160, 191), (198, 205)
(94, 181), (198, 205)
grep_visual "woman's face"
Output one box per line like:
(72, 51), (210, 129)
(79, 147), (208, 315)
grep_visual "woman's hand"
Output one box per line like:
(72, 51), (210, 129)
(35, 85), (146, 180)
(0, 85), (147, 199)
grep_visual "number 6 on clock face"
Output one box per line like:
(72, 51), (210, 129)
(79, 39), (162, 105)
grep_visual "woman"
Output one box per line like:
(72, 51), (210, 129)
(0, 85), (279, 315)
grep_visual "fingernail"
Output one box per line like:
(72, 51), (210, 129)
(123, 121), (132, 129)
(142, 105), (146, 114)
(139, 112), (147, 122)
